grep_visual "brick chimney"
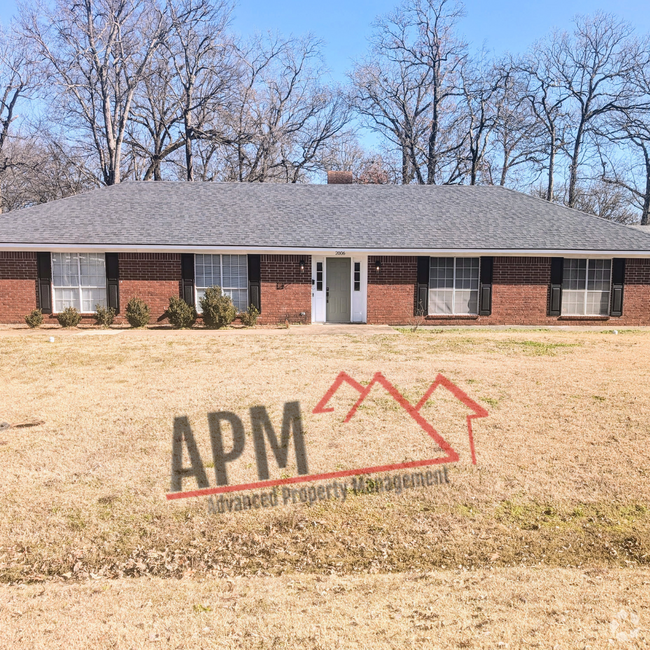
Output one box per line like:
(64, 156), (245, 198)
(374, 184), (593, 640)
(327, 170), (353, 184)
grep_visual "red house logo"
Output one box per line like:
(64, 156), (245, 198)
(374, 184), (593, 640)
(313, 371), (488, 468)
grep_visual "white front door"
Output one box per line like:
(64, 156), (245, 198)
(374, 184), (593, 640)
(311, 254), (367, 324)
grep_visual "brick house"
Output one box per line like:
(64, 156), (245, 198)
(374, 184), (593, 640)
(2, 172), (650, 326)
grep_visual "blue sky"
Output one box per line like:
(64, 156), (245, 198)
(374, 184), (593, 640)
(1, 0), (649, 84)
(231, 0), (650, 82)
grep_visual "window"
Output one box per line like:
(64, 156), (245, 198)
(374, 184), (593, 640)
(561, 259), (611, 316)
(52, 253), (106, 313)
(354, 262), (361, 291)
(195, 254), (248, 312)
(429, 257), (479, 315)
(316, 262), (323, 291)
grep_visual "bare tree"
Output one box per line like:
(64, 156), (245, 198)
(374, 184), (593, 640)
(1, 135), (96, 211)
(536, 13), (646, 207)
(350, 42), (430, 183)
(482, 62), (546, 189)
(216, 34), (349, 183)
(319, 134), (393, 183)
(459, 57), (506, 185)
(409, 0), (467, 184)
(598, 115), (650, 224)
(127, 54), (184, 180)
(515, 48), (571, 201)
(21, 0), (169, 186)
(166, 0), (233, 181)
(125, 0), (234, 181)
(350, 0), (467, 184)
(572, 179), (639, 223)
(0, 26), (39, 211)
(597, 58), (650, 224)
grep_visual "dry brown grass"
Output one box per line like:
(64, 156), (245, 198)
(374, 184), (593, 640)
(1, 569), (649, 648)
(0, 326), (649, 646)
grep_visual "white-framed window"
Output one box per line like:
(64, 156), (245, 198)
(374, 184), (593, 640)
(429, 257), (480, 315)
(52, 253), (106, 313)
(561, 259), (611, 316)
(195, 254), (248, 312)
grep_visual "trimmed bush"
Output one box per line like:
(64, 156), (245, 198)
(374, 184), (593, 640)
(57, 306), (82, 328)
(199, 286), (236, 329)
(167, 296), (197, 329)
(94, 305), (116, 328)
(25, 309), (44, 329)
(240, 304), (260, 327)
(125, 297), (150, 328)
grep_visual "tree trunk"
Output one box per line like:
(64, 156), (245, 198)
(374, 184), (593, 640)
(546, 140), (555, 202)
(642, 146), (650, 226)
(401, 146), (409, 184)
(185, 113), (194, 182)
(568, 119), (585, 207)
(499, 148), (509, 186)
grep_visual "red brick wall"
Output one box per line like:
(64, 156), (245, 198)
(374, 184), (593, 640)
(489, 256), (551, 325)
(367, 256), (418, 325)
(2, 252), (650, 327)
(258, 255), (311, 324)
(368, 256), (650, 326)
(117, 253), (182, 323)
(0, 252), (38, 323)
(619, 259), (650, 325)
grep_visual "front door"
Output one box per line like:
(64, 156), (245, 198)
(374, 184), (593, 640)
(326, 258), (351, 323)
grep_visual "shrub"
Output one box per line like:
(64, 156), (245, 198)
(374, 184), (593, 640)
(240, 304), (260, 327)
(167, 296), (197, 329)
(94, 305), (116, 328)
(199, 286), (236, 329)
(57, 306), (82, 328)
(25, 309), (44, 329)
(125, 297), (150, 328)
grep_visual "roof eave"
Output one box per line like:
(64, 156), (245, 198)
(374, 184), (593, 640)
(1, 243), (650, 256)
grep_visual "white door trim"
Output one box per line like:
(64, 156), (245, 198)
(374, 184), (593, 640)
(311, 253), (367, 323)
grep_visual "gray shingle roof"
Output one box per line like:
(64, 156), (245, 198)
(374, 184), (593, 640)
(2, 181), (650, 252)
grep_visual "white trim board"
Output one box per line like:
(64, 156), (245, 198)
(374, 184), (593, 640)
(1, 244), (650, 257)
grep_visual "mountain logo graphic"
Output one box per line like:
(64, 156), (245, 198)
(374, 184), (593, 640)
(313, 371), (488, 467)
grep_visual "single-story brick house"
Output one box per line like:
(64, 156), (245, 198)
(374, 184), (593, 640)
(2, 173), (650, 326)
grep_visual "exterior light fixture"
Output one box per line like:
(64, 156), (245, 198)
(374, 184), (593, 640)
(375, 259), (382, 272)
(299, 259), (306, 272)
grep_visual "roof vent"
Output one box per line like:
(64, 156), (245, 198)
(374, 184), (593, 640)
(327, 171), (353, 184)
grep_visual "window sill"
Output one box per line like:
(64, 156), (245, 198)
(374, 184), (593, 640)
(425, 314), (479, 320)
(558, 315), (609, 321)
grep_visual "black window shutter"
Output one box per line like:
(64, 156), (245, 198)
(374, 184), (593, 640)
(416, 257), (429, 316)
(248, 254), (261, 312)
(610, 258), (625, 317)
(549, 257), (564, 316)
(105, 253), (120, 313)
(479, 257), (493, 316)
(181, 254), (195, 306)
(36, 252), (52, 314)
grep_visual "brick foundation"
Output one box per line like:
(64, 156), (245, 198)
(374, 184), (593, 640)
(258, 255), (311, 325)
(0, 252), (38, 323)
